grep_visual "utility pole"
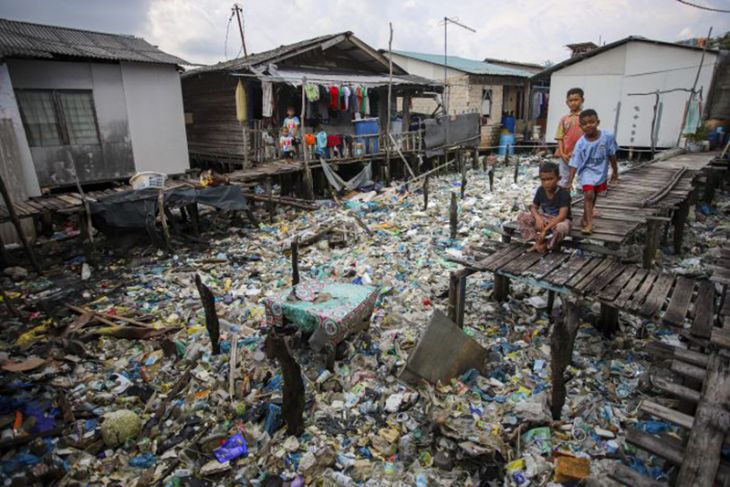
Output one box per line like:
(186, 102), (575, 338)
(232, 3), (248, 57)
(441, 17), (475, 157)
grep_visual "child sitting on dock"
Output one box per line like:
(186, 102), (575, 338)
(566, 109), (619, 235)
(280, 127), (294, 158)
(518, 162), (572, 253)
(555, 87), (585, 188)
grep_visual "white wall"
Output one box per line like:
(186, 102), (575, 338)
(389, 54), (464, 82)
(120, 62), (189, 175)
(545, 42), (718, 148)
(0, 63), (40, 198)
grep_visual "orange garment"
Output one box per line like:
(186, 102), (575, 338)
(304, 133), (316, 146)
(554, 112), (583, 159)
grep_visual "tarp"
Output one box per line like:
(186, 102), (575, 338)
(90, 185), (249, 231)
(320, 159), (373, 192)
(423, 112), (481, 156)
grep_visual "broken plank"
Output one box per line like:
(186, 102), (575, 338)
(676, 354), (730, 486)
(639, 400), (694, 429)
(671, 359), (706, 382)
(651, 376), (701, 403)
(639, 274), (675, 316)
(691, 280), (716, 338)
(661, 276), (695, 326)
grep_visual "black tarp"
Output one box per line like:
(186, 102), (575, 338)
(90, 185), (249, 230)
(423, 112), (481, 157)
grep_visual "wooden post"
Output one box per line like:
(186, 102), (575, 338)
(449, 191), (458, 239)
(288, 239), (300, 287)
(266, 177), (275, 223)
(460, 153), (467, 199)
(494, 274), (510, 302)
(474, 148), (480, 172)
(672, 198), (690, 255)
(157, 190), (171, 250)
(300, 77), (307, 162)
(599, 303), (619, 338)
(504, 147), (510, 166)
(302, 160), (315, 201)
(448, 269), (469, 328)
(513, 157), (520, 184)
(0, 173), (40, 273)
(186, 203), (200, 236)
(195, 274), (220, 355)
(488, 168), (495, 192)
(457, 273), (467, 328)
(547, 290), (556, 315)
(448, 271), (459, 322)
(423, 175), (429, 210)
(643, 219), (661, 269)
(676, 354), (730, 486)
(551, 299), (580, 420)
(0, 232), (10, 269)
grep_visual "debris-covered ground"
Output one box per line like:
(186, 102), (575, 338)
(1, 155), (727, 486)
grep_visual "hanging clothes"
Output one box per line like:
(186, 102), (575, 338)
(305, 83), (320, 102)
(262, 81), (273, 118)
(342, 85), (351, 111)
(684, 91), (702, 135)
(328, 86), (339, 110)
(235, 79), (247, 122)
(361, 88), (370, 116)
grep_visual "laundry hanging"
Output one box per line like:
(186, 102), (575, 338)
(262, 81), (273, 118)
(235, 80), (248, 122)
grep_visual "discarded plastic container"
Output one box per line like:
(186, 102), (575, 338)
(354, 118), (379, 154)
(498, 134), (515, 156)
(213, 433), (248, 463)
(129, 171), (166, 190)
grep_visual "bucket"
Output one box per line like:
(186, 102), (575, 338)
(354, 118), (379, 154)
(498, 134), (515, 156)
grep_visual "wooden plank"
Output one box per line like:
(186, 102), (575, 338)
(639, 274), (675, 316)
(583, 259), (626, 295)
(671, 359), (706, 382)
(599, 266), (637, 302)
(628, 272), (659, 311)
(651, 376), (701, 403)
(691, 280), (715, 338)
(625, 428), (684, 465)
(500, 251), (543, 275)
(524, 252), (571, 279)
(639, 400), (694, 429)
(478, 244), (522, 271)
(544, 254), (591, 286)
(711, 324), (730, 350)
(645, 341), (710, 368)
(564, 257), (605, 289)
(676, 354), (730, 486)
(485, 245), (529, 272)
(661, 276), (695, 326)
(614, 268), (649, 308)
(608, 463), (669, 487)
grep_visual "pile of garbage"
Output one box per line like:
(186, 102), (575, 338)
(0, 154), (727, 486)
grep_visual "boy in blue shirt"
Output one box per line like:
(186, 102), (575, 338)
(567, 109), (618, 235)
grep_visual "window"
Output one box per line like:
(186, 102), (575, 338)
(16, 90), (100, 147)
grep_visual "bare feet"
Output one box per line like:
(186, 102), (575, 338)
(534, 242), (548, 254)
(581, 224), (593, 235)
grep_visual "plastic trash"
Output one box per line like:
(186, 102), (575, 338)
(213, 433), (248, 463)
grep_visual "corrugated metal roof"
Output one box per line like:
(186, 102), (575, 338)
(392, 50), (534, 78)
(0, 18), (187, 65)
(241, 67), (440, 88)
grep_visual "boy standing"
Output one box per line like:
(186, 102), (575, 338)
(280, 127), (294, 158)
(567, 109), (619, 235)
(518, 162), (572, 253)
(555, 88), (585, 188)
(282, 106), (300, 138)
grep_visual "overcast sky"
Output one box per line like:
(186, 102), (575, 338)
(2, 0), (729, 67)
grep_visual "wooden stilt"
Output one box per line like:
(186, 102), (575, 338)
(157, 190), (171, 250)
(0, 231), (10, 268)
(460, 154), (467, 199)
(291, 239), (300, 286)
(551, 299), (580, 420)
(449, 192), (458, 239)
(186, 203), (200, 236)
(599, 303), (619, 338)
(39, 212), (53, 238)
(0, 173), (40, 273)
(302, 160), (315, 201)
(488, 168), (495, 192)
(547, 290), (556, 315)
(643, 219), (661, 269)
(513, 158), (520, 184)
(448, 271), (459, 322)
(504, 147), (510, 166)
(456, 273), (467, 328)
(672, 198), (690, 255)
(266, 177), (275, 223)
(423, 175), (429, 210)
(494, 274), (510, 302)
(448, 269), (469, 328)
(195, 273), (221, 355)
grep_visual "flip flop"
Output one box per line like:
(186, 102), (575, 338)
(581, 225), (593, 235)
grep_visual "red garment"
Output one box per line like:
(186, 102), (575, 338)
(582, 181), (607, 193)
(329, 86), (339, 110)
(326, 135), (342, 147)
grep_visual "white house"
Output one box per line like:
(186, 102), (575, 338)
(538, 37), (719, 149)
(0, 18), (190, 201)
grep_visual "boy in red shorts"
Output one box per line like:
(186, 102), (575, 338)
(567, 109), (618, 235)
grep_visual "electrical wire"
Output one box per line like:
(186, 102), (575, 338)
(224, 10), (235, 59)
(676, 0), (730, 13)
